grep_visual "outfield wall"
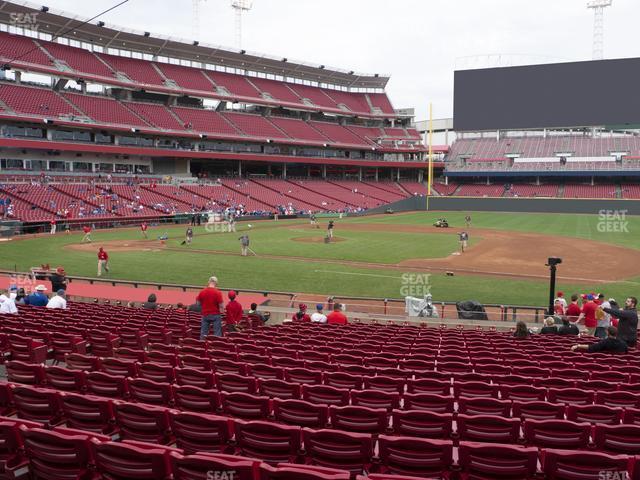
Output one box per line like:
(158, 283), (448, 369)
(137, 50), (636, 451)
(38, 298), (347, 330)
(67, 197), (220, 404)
(368, 196), (640, 215)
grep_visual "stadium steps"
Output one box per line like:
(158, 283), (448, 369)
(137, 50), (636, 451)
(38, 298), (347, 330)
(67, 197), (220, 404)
(558, 184), (565, 198)
(264, 116), (295, 139)
(361, 180), (407, 198)
(616, 184), (623, 199)
(396, 182), (412, 196)
(325, 180), (390, 204)
(249, 179), (325, 210)
(178, 185), (215, 203)
(33, 40), (58, 65)
(285, 179), (358, 209)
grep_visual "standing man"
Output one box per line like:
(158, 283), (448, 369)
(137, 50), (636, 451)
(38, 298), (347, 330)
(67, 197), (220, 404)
(50, 219), (57, 235)
(82, 225), (92, 243)
(183, 227), (194, 246)
(458, 231), (469, 253)
(310, 213), (318, 228)
(603, 296), (638, 348)
(97, 247), (109, 277)
(141, 222), (148, 239)
(224, 291), (243, 332)
(577, 294), (598, 336)
(196, 276), (224, 339)
(49, 267), (67, 292)
(228, 213), (237, 233)
(238, 234), (250, 256)
(595, 293), (612, 339)
(566, 293), (582, 323)
(327, 220), (335, 241)
(465, 214), (472, 228)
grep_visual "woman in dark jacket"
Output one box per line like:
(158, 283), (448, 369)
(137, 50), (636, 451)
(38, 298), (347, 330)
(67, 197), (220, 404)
(142, 293), (158, 310)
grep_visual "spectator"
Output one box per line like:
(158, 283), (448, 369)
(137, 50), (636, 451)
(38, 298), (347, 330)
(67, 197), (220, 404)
(175, 303), (187, 311)
(196, 276), (224, 339)
(555, 291), (568, 311)
(327, 303), (348, 325)
(188, 301), (202, 313)
(571, 326), (628, 354)
(565, 294), (581, 323)
(577, 294), (598, 336)
(46, 289), (67, 309)
(292, 303), (311, 322)
(540, 317), (558, 335)
(513, 321), (530, 338)
(25, 285), (48, 306)
(603, 296), (638, 348)
(14, 288), (26, 305)
(0, 291), (18, 314)
(595, 294), (612, 339)
(553, 299), (565, 316)
(248, 302), (269, 323)
(310, 304), (327, 323)
(142, 294), (158, 310)
(224, 291), (243, 332)
(49, 267), (67, 292)
(558, 316), (580, 336)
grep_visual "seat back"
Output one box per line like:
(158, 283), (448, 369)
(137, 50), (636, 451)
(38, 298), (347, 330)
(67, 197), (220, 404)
(458, 441), (538, 479)
(302, 428), (373, 475)
(391, 410), (453, 439)
(234, 419), (301, 464)
(523, 418), (591, 449)
(169, 411), (233, 455)
(272, 399), (329, 429)
(377, 435), (453, 478)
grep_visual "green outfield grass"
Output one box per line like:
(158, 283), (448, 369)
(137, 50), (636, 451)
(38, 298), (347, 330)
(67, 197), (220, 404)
(0, 210), (637, 306)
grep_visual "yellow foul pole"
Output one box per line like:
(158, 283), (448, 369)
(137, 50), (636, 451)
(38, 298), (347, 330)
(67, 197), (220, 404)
(426, 102), (433, 210)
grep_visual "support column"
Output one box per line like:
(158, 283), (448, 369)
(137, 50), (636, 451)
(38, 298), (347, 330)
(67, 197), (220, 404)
(591, 176), (594, 186)
(397, 168), (400, 182)
(14, 71), (21, 84)
(358, 167), (362, 181)
(487, 177), (490, 185)
(418, 170), (423, 182)
(238, 161), (242, 177)
(283, 163), (287, 179)
(375, 168), (378, 181)
(445, 176), (448, 186)
(536, 176), (540, 186)
(322, 165), (326, 179)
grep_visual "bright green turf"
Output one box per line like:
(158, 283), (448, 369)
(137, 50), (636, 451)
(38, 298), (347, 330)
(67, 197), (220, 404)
(0, 210), (638, 305)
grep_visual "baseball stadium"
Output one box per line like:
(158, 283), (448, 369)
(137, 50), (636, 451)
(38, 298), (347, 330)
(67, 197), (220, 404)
(0, 0), (639, 478)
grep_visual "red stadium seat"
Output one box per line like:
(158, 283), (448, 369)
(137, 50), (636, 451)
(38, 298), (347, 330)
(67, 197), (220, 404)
(221, 391), (270, 420)
(174, 367), (216, 389)
(541, 449), (629, 480)
(458, 441), (538, 480)
(302, 428), (373, 475)
(215, 373), (258, 394)
(172, 385), (221, 414)
(350, 389), (401, 411)
(113, 401), (173, 444)
(169, 411), (233, 455)
(522, 418), (591, 449)
(258, 379), (302, 400)
(6, 361), (45, 386)
(402, 393), (455, 413)
(328, 405), (388, 434)
(171, 452), (259, 480)
(594, 424), (640, 455)
(64, 353), (100, 371)
(456, 414), (520, 444)
(566, 404), (623, 425)
(12, 385), (64, 426)
(44, 365), (86, 392)
(391, 410), (453, 439)
(406, 378), (451, 395)
(136, 362), (176, 383)
(498, 385), (546, 402)
(59, 391), (117, 435)
(85, 371), (129, 398)
(98, 357), (138, 377)
(91, 439), (174, 480)
(453, 381), (500, 399)
(261, 463), (350, 480)
(303, 385), (350, 407)
(376, 435), (454, 478)
(511, 400), (566, 420)
(547, 388), (595, 405)
(284, 368), (323, 385)
(273, 399), (329, 429)
(234, 419), (301, 464)
(324, 372), (364, 390)
(457, 397), (512, 417)
(127, 377), (174, 407)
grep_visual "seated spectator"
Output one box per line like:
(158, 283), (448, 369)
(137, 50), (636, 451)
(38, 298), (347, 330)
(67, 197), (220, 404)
(25, 285), (48, 307)
(248, 302), (269, 323)
(188, 301), (202, 313)
(46, 289), (67, 309)
(540, 317), (558, 335)
(0, 291), (18, 314)
(311, 304), (327, 323)
(513, 320), (530, 338)
(327, 303), (348, 325)
(224, 290), (243, 332)
(292, 303), (311, 322)
(14, 288), (26, 305)
(558, 317), (580, 336)
(571, 326), (628, 354)
(142, 294), (158, 310)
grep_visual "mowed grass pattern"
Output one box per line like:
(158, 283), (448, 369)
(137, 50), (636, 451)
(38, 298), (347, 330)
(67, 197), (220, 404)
(0, 210), (638, 305)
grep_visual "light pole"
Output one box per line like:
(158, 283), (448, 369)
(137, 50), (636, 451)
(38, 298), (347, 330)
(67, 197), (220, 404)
(546, 257), (562, 316)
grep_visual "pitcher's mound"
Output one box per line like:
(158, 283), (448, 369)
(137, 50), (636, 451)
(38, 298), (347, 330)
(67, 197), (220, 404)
(292, 236), (347, 244)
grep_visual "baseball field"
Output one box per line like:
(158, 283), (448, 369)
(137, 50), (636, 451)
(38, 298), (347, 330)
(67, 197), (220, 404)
(1, 210), (639, 307)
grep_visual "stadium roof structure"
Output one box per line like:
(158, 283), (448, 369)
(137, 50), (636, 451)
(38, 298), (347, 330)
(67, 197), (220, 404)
(0, 0), (390, 89)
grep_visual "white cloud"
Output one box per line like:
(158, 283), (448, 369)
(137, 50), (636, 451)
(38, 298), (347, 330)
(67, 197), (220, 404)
(39, 0), (639, 121)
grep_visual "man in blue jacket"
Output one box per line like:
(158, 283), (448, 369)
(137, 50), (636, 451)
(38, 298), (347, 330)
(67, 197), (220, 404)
(25, 285), (48, 306)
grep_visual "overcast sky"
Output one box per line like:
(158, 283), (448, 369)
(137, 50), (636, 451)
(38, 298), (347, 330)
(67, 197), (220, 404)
(40, 0), (639, 121)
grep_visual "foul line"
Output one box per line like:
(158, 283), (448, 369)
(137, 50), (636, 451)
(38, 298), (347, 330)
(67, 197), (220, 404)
(313, 270), (401, 280)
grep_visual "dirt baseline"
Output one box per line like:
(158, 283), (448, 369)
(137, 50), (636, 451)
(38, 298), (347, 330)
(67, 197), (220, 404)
(64, 223), (640, 284)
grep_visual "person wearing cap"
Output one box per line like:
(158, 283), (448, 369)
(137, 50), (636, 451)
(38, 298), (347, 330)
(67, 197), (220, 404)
(595, 294), (612, 339)
(97, 247), (109, 277)
(196, 276), (224, 339)
(292, 304), (311, 322)
(82, 225), (92, 243)
(555, 292), (567, 311)
(0, 290), (18, 314)
(224, 291), (243, 332)
(566, 293), (581, 323)
(603, 296), (638, 348)
(311, 304), (327, 323)
(571, 326), (629, 354)
(327, 303), (348, 325)
(46, 289), (67, 309)
(49, 267), (67, 292)
(577, 294), (598, 336)
(25, 285), (49, 307)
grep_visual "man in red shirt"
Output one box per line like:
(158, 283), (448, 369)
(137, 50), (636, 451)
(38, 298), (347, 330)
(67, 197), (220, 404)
(97, 247), (109, 277)
(578, 294), (598, 336)
(565, 293), (582, 323)
(224, 290), (243, 332)
(292, 303), (311, 322)
(196, 276), (224, 339)
(50, 219), (56, 235)
(82, 225), (92, 243)
(141, 222), (148, 239)
(326, 303), (348, 325)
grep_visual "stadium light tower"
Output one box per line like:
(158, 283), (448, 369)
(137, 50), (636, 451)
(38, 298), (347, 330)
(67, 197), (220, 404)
(231, 0), (253, 50)
(587, 0), (612, 60)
